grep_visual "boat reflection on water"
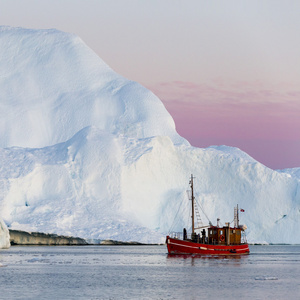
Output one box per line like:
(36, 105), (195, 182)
(166, 253), (249, 267)
(166, 253), (248, 261)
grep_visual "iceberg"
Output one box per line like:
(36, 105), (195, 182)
(0, 218), (10, 249)
(0, 27), (299, 244)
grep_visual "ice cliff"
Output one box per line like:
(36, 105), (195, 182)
(0, 27), (299, 244)
(0, 218), (10, 249)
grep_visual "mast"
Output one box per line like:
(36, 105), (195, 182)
(237, 204), (239, 227)
(190, 174), (195, 235)
(234, 204), (239, 228)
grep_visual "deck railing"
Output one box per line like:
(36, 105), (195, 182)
(169, 232), (203, 241)
(168, 232), (183, 239)
(169, 231), (248, 245)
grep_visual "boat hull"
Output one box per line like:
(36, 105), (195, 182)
(166, 236), (250, 255)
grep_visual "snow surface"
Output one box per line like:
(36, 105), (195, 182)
(0, 26), (299, 244)
(278, 168), (300, 180)
(0, 218), (10, 249)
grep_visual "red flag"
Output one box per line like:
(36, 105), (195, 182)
(240, 209), (245, 212)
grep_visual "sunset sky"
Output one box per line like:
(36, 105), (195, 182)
(1, 0), (300, 169)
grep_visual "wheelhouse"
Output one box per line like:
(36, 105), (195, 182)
(208, 223), (243, 245)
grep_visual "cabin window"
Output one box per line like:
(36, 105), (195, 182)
(232, 230), (235, 233)
(220, 230), (223, 234)
(210, 230), (213, 235)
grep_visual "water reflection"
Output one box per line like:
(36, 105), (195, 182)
(0, 245), (299, 299)
(167, 253), (249, 266)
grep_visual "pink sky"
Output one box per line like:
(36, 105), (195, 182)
(1, 1), (300, 169)
(148, 81), (300, 169)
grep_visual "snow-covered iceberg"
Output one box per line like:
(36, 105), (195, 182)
(0, 26), (185, 149)
(0, 27), (299, 244)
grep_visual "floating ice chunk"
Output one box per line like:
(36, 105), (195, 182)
(255, 276), (279, 281)
(0, 218), (10, 249)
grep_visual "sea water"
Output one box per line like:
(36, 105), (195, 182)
(0, 245), (299, 299)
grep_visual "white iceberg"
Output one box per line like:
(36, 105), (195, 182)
(0, 218), (10, 249)
(0, 27), (299, 244)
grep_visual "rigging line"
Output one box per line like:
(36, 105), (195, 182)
(168, 196), (185, 234)
(194, 201), (203, 228)
(195, 197), (212, 225)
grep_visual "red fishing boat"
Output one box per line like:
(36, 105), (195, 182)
(166, 175), (250, 255)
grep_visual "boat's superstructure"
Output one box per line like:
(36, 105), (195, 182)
(166, 175), (250, 255)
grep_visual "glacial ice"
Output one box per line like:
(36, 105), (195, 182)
(0, 27), (299, 244)
(0, 218), (10, 249)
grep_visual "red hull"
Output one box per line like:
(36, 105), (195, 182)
(166, 236), (250, 255)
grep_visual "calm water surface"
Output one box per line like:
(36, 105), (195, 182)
(0, 245), (299, 299)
